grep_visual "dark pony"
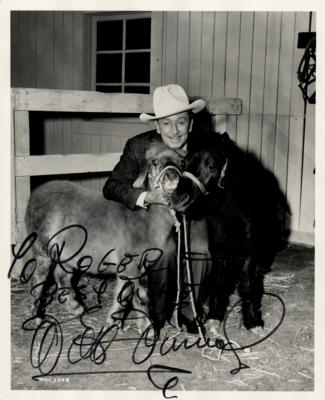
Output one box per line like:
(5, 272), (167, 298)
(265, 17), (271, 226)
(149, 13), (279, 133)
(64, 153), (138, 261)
(172, 132), (290, 330)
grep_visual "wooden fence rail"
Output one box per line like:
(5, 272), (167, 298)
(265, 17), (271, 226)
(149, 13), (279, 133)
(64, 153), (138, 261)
(12, 87), (242, 242)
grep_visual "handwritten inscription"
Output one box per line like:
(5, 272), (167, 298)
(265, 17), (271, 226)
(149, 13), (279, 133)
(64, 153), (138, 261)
(9, 225), (286, 398)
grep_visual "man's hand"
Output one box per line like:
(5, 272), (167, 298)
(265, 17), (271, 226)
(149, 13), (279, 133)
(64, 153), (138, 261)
(145, 191), (171, 206)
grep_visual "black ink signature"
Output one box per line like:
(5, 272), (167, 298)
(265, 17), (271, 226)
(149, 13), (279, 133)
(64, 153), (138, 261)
(10, 227), (286, 398)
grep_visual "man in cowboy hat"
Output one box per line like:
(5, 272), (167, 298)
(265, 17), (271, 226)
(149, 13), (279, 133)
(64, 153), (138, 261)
(103, 84), (211, 333)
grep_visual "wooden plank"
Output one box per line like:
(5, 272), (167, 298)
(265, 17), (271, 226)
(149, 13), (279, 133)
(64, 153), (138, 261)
(274, 12), (295, 201)
(188, 12), (202, 96)
(261, 114), (277, 170)
(16, 177), (30, 241)
(54, 11), (64, 89)
(44, 115), (54, 155)
(14, 110), (31, 241)
(286, 116), (304, 232)
(36, 12), (54, 88)
(53, 12), (65, 155)
(176, 11), (190, 91)
(236, 11), (254, 151)
(273, 115), (290, 195)
(164, 12), (178, 84)
(63, 12), (73, 89)
(62, 116), (72, 154)
(287, 12), (310, 233)
(205, 97), (242, 115)
(12, 88), (155, 112)
(62, 12), (74, 155)
(225, 12), (240, 98)
(20, 11), (37, 87)
(150, 11), (164, 91)
(12, 88), (241, 115)
(100, 135), (110, 153)
(77, 120), (148, 137)
(90, 135), (102, 191)
(225, 11), (241, 141)
(72, 12), (84, 90)
(15, 153), (122, 177)
(14, 111), (30, 156)
(248, 12), (268, 159)
(111, 136), (121, 152)
(11, 11), (21, 87)
(200, 12), (215, 97)
(212, 12), (227, 97)
(261, 12), (281, 170)
(299, 104), (315, 233)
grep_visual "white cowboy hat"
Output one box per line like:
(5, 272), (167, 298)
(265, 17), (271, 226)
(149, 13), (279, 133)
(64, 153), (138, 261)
(139, 84), (206, 122)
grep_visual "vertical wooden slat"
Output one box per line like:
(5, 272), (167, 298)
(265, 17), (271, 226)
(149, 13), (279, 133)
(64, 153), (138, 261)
(19, 12), (37, 87)
(72, 12), (85, 163)
(62, 12), (74, 155)
(300, 104), (315, 233)
(212, 12), (227, 98)
(63, 12), (74, 89)
(176, 11), (190, 91)
(286, 12), (310, 232)
(211, 12), (227, 133)
(14, 111), (30, 241)
(188, 11), (202, 97)
(273, 12), (295, 198)
(248, 12), (268, 158)
(11, 12), (21, 87)
(260, 12), (281, 171)
(150, 11), (164, 91)
(111, 136), (121, 152)
(100, 135), (111, 153)
(164, 12), (178, 84)
(91, 135), (101, 191)
(298, 10), (316, 234)
(237, 11), (254, 151)
(36, 12), (54, 88)
(225, 12), (241, 141)
(36, 12), (55, 158)
(72, 12), (84, 91)
(200, 12), (215, 97)
(53, 12), (64, 155)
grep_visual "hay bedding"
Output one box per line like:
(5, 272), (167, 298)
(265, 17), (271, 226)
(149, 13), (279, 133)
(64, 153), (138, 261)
(10, 244), (314, 391)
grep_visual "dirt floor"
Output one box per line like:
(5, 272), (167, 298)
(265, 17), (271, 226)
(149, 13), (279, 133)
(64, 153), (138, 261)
(11, 243), (314, 394)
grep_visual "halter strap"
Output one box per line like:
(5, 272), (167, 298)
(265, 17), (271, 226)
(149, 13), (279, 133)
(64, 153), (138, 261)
(182, 171), (207, 194)
(150, 165), (182, 191)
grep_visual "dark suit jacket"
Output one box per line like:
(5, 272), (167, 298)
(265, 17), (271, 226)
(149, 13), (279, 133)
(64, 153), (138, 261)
(103, 130), (165, 210)
(103, 128), (204, 209)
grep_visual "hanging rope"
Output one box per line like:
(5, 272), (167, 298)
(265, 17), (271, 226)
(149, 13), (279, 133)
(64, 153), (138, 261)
(182, 213), (206, 342)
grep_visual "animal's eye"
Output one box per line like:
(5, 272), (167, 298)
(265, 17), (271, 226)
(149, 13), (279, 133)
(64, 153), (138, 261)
(152, 159), (160, 167)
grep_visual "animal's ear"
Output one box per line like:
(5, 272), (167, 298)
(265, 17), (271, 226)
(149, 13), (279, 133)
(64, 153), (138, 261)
(132, 164), (150, 189)
(221, 132), (231, 142)
(145, 146), (161, 163)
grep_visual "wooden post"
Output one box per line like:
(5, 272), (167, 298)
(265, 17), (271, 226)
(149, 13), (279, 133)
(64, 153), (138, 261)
(14, 110), (30, 242)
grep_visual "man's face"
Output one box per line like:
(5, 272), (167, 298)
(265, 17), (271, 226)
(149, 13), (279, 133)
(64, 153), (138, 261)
(155, 111), (193, 149)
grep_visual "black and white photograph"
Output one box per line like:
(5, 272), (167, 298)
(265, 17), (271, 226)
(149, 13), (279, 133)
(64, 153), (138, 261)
(2, 2), (325, 399)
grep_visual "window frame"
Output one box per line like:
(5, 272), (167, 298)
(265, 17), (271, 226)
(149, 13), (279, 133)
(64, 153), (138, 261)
(90, 12), (152, 94)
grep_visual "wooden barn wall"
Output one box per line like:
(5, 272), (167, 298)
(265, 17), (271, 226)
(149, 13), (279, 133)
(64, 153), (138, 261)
(11, 11), (315, 243)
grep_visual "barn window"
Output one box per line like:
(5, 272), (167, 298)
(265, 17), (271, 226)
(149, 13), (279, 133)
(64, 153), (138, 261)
(91, 13), (152, 94)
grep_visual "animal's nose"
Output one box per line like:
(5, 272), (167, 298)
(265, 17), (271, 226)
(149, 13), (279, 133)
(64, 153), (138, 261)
(163, 176), (179, 191)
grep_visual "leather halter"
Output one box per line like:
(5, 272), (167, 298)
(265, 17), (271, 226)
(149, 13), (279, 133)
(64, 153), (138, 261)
(149, 165), (182, 191)
(182, 171), (207, 194)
